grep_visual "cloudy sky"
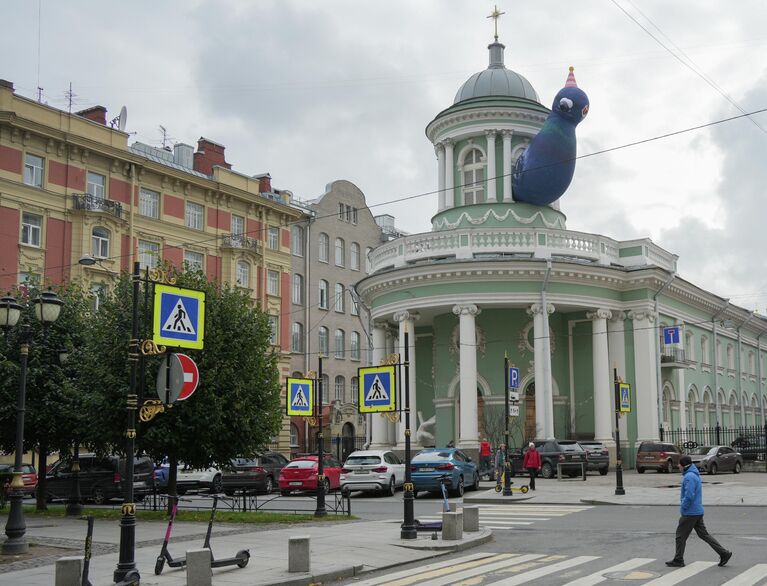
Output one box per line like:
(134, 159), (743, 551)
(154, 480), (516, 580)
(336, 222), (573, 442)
(2, 1), (767, 312)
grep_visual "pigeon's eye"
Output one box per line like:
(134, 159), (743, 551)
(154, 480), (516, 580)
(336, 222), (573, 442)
(559, 97), (573, 112)
(582, 104), (589, 117)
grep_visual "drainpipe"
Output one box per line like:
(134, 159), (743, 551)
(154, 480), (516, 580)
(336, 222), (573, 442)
(758, 332), (765, 426)
(737, 312), (755, 425)
(653, 272), (676, 434)
(711, 300), (730, 426)
(541, 259), (553, 439)
(129, 164), (136, 268)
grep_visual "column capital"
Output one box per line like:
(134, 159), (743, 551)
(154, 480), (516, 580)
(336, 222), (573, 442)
(373, 321), (393, 333)
(609, 310), (627, 322)
(434, 142), (445, 155)
(484, 129), (497, 139)
(586, 309), (613, 321)
(442, 138), (454, 148)
(501, 129), (514, 139)
(527, 303), (555, 317)
(628, 310), (656, 323)
(393, 310), (420, 323)
(452, 304), (481, 317)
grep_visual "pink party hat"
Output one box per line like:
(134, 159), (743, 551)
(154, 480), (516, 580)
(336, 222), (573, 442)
(565, 66), (578, 87)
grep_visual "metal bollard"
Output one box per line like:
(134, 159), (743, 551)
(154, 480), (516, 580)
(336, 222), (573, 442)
(288, 535), (311, 573)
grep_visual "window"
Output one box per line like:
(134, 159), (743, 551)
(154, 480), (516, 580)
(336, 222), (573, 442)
(345, 205), (352, 222)
(335, 329), (345, 359)
(292, 273), (304, 305)
(292, 322), (304, 353)
(318, 233), (329, 262)
(236, 261), (250, 288)
(24, 154), (44, 187)
(290, 424), (299, 447)
(18, 272), (40, 287)
(321, 374), (330, 396)
(338, 203), (344, 220)
(334, 283), (345, 312)
(267, 226), (279, 250)
(350, 290), (359, 316)
(727, 344), (735, 369)
(462, 148), (485, 205)
(185, 202), (204, 230)
(318, 280), (329, 309)
(139, 188), (160, 218)
(335, 238), (345, 267)
(86, 172), (106, 200)
(268, 315), (278, 345)
(267, 270), (279, 296)
(351, 376), (359, 404)
(352, 208), (358, 224)
(701, 336), (709, 364)
(318, 326), (329, 356)
(350, 242), (360, 271)
(90, 283), (107, 312)
(138, 240), (159, 269)
(292, 226), (304, 256)
(350, 331), (360, 360)
(685, 331), (695, 362)
(21, 212), (42, 247)
(231, 214), (244, 236)
(91, 227), (110, 258)
(184, 250), (204, 272)
(335, 376), (345, 402)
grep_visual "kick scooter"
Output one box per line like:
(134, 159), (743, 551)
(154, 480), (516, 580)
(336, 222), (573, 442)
(494, 470), (529, 493)
(155, 496), (188, 574)
(204, 495), (250, 569)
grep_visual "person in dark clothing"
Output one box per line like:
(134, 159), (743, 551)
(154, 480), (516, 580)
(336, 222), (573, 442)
(522, 442), (542, 490)
(666, 455), (732, 568)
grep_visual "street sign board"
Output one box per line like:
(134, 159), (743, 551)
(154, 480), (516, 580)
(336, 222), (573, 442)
(357, 365), (396, 413)
(508, 367), (520, 389)
(153, 284), (206, 350)
(619, 383), (631, 413)
(155, 353), (200, 403)
(663, 326), (681, 346)
(508, 391), (519, 402)
(286, 378), (314, 416)
(509, 405), (520, 417)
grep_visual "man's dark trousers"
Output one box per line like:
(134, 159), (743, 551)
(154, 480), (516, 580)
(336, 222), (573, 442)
(526, 467), (537, 490)
(673, 515), (728, 562)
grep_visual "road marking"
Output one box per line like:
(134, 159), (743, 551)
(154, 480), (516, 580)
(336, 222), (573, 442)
(561, 558), (655, 585)
(407, 554), (548, 586)
(641, 561), (717, 585)
(722, 564), (767, 586)
(350, 552), (503, 586)
(492, 556), (600, 585)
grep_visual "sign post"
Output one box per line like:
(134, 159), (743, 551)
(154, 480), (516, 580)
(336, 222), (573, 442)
(401, 333), (417, 539)
(315, 357), (326, 517)
(613, 368), (626, 496)
(502, 355), (518, 496)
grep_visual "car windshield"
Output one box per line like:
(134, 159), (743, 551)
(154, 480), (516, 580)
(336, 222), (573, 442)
(286, 461), (317, 469)
(560, 443), (584, 452)
(638, 443), (660, 452)
(691, 447), (715, 455)
(346, 456), (381, 466)
(413, 452), (451, 462)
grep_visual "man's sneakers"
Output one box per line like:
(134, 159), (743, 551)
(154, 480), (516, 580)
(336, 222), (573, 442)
(719, 551), (733, 567)
(665, 560), (685, 567)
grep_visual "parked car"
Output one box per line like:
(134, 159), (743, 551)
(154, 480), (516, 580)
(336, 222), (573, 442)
(340, 450), (405, 496)
(635, 441), (682, 473)
(534, 440), (587, 479)
(176, 463), (223, 494)
(730, 435), (765, 461)
(153, 463), (169, 489)
(46, 454), (153, 504)
(578, 441), (609, 475)
(278, 455), (343, 495)
(0, 464), (37, 497)
(689, 445), (743, 475)
(222, 452), (289, 495)
(410, 448), (479, 497)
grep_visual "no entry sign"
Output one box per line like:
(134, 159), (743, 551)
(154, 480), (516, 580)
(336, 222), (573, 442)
(156, 353), (200, 403)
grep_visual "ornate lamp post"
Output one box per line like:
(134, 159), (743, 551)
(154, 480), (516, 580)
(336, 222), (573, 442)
(1, 289), (63, 555)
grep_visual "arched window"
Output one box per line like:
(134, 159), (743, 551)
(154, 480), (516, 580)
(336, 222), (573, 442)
(662, 384), (673, 429)
(716, 339), (722, 365)
(461, 148), (485, 205)
(334, 283), (345, 312)
(321, 374), (330, 395)
(350, 242), (360, 271)
(236, 261), (250, 288)
(292, 273), (304, 305)
(335, 237), (345, 267)
(685, 331), (695, 362)
(728, 393), (738, 427)
(291, 226), (304, 256)
(318, 326), (329, 356)
(687, 386), (698, 428)
(318, 233), (329, 263)
(92, 227), (110, 258)
(350, 331), (360, 360)
(351, 376), (359, 404)
(335, 329), (345, 358)
(291, 322), (303, 353)
(290, 423), (299, 447)
(700, 335), (709, 365)
(335, 375), (345, 402)
(726, 344), (735, 369)
(318, 280), (329, 309)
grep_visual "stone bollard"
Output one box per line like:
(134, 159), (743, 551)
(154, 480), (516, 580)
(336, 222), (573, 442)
(463, 505), (479, 532)
(442, 511), (463, 540)
(186, 548), (212, 586)
(289, 535), (311, 573)
(55, 556), (82, 586)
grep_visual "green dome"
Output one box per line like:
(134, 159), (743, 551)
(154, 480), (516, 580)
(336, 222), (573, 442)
(454, 42), (539, 104)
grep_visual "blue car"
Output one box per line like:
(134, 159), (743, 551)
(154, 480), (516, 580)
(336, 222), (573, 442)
(411, 448), (479, 497)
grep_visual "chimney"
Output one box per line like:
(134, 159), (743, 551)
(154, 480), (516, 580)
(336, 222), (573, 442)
(76, 105), (107, 125)
(256, 173), (272, 193)
(193, 137), (231, 175)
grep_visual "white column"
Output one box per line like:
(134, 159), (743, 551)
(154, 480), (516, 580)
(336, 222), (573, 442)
(588, 309), (613, 443)
(452, 304), (481, 449)
(444, 139), (454, 209)
(629, 310), (660, 443)
(607, 312), (628, 452)
(436, 143), (446, 212)
(485, 130), (497, 202)
(369, 324), (390, 448)
(528, 303), (555, 439)
(393, 311), (419, 449)
(502, 130), (513, 202)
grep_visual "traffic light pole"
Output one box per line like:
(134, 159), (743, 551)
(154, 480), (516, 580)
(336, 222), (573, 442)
(314, 356), (327, 517)
(503, 354), (512, 496)
(613, 368), (625, 496)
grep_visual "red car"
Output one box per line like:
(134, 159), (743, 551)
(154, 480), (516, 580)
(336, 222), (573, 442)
(0, 464), (38, 497)
(278, 456), (342, 496)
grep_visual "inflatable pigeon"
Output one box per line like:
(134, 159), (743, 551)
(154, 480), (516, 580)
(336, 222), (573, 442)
(512, 67), (589, 206)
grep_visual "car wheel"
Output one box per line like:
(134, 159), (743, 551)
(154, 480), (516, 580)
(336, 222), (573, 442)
(599, 467), (608, 476)
(264, 476), (274, 494)
(709, 463), (717, 475)
(637, 467), (645, 474)
(453, 476), (465, 498)
(471, 471), (479, 490)
(322, 478), (331, 495)
(280, 490), (291, 497)
(211, 475), (223, 494)
(385, 477), (396, 497)
(541, 462), (554, 479)
(734, 461), (741, 474)
(666, 459), (673, 473)
(91, 486), (106, 505)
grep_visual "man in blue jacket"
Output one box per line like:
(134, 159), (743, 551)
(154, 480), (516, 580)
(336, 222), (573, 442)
(666, 455), (732, 568)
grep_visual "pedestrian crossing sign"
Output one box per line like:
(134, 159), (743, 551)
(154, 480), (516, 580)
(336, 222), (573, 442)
(357, 365), (396, 413)
(286, 377), (314, 416)
(153, 284), (206, 350)
(619, 383), (631, 413)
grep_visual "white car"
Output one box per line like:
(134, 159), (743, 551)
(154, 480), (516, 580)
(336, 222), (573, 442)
(340, 450), (405, 496)
(176, 463), (223, 494)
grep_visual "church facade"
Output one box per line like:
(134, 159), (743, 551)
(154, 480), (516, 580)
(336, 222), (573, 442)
(356, 36), (767, 467)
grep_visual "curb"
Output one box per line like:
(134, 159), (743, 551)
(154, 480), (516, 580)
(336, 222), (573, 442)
(395, 527), (493, 551)
(269, 564), (363, 586)
(463, 495), (536, 505)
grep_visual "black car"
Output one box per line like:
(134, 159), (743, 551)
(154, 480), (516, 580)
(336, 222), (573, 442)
(534, 440), (587, 479)
(46, 454), (153, 505)
(222, 452), (289, 495)
(730, 435), (765, 461)
(578, 441), (609, 475)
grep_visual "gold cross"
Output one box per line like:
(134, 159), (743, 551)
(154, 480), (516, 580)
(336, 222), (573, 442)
(487, 4), (506, 42)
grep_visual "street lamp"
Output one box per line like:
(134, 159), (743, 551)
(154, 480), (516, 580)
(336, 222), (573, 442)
(1, 288), (63, 555)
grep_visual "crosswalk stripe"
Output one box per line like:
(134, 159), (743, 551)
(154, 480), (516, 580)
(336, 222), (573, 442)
(350, 552), (500, 586)
(492, 556), (600, 585)
(561, 558), (655, 586)
(487, 524), (534, 528)
(408, 553), (548, 586)
(641, 561), (717, 585)
(419, 516), (547, 523)
(722, 564), (767, 586)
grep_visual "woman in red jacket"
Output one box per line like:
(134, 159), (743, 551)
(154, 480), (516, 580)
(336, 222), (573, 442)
(522, 442), (542, 490)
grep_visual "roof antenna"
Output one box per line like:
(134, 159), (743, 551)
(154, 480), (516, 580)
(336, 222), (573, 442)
(159, 125), (173, 150)
(36, 0), (43, 102)
(65, 82), (75, 113)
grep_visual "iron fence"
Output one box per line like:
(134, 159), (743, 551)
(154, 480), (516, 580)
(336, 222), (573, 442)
(660, 424), (767, 464)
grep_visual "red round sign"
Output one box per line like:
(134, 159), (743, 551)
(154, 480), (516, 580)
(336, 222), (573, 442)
(176, 353), (199, 401)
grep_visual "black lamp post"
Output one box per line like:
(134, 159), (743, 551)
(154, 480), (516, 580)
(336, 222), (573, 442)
(1, 289), (63, 555)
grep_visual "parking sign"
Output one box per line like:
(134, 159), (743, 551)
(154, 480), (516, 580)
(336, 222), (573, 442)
(508, 367), (519, 389)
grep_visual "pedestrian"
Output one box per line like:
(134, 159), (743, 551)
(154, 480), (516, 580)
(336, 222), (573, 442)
(666, 455), (732, 568)
(494, 443), (507, 481)
(479, 436), (492, 479)
(522, 442), (541, 490)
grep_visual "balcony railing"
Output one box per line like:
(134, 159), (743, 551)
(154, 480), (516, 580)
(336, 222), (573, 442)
(661, 347), (687, 366)
(221, 235), (261, 252)
(72, 194), (123, 219)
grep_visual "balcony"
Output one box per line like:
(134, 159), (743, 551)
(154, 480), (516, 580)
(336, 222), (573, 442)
(660, 347), (687, 369)
(221, 235), (261, 253)
(72, 194), (123, 219)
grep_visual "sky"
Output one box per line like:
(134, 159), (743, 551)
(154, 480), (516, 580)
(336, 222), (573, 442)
(2, 0), (767, 313)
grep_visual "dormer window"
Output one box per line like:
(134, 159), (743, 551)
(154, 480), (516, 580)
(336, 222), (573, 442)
(461, 148), (485, 205)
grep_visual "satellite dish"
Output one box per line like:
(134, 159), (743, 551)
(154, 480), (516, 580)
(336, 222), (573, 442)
(117, 106), (127, 132)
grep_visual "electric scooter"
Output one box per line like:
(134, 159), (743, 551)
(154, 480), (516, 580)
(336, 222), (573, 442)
(494, 470), (529, 493)
(80, 515), (139, 586)
(154, 496), (187, 575)
(204, 495), (250, 569)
